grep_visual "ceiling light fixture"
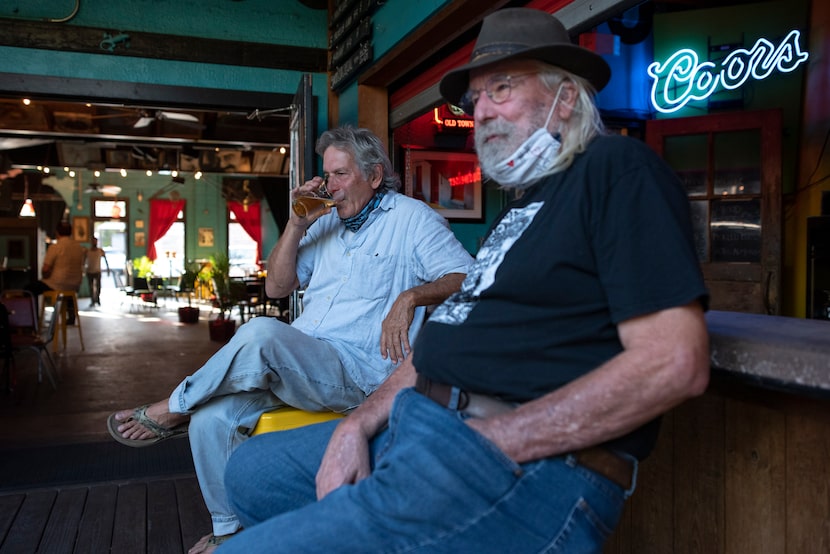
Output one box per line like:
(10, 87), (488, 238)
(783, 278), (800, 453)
(19, 176), (35, 217)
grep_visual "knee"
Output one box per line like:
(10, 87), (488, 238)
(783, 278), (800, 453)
(235, 316), (284, 339)
(189, 401), (233, 442)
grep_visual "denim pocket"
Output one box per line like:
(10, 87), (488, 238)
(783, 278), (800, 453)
(545, 497), (615, 553)
(456, 410), (524, 476)
(386, 389), (524, 486)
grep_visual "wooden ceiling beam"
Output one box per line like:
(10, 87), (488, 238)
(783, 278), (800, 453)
(0, 18), (328, 73)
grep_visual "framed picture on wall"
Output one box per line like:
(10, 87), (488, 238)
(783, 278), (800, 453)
(405, 151), (483, 222)
(134, 232), (146, 248)
(72, 216), (90, 242)
(198, 227), (214, 247)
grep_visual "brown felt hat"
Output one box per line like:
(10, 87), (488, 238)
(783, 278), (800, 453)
(439, 8), (611, 106)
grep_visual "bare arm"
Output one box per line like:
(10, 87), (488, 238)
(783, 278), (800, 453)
(380, 272), (466, 363)
(265, 176), (331, 299)
(466, 302), (710, 462)
(316, 357), (417, 499)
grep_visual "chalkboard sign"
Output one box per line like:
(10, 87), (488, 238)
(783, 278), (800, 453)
(710, 199), (761, 262)
(329, 0), (381, 92)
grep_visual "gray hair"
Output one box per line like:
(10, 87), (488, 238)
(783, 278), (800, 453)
(534, 62), (605, 176)
(316, 126), (400, 192)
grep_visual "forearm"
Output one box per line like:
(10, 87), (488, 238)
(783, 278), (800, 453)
(401, 272), (465, 309)
(315, 357), (418, 498)
(471, 303), (710, 462)
(340, 356), (417, 438)
(380, 273), (466, 362)
(264, 221), (306, 298)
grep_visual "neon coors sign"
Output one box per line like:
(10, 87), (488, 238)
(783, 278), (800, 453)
(648, 30), (809, 114)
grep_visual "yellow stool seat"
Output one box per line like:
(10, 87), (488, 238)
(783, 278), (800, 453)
(41, 290), (84, 352)
(252, 406), (344, 436)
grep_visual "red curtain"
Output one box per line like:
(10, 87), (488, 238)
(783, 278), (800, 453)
(148, 199), (185, 260)
(228, 201), (262, 261)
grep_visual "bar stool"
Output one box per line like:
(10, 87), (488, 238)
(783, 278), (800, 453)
(41, 290), (85, 352)
(251, 406), (344, 436)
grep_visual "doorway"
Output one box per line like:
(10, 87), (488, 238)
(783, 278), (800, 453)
(647, 109), (783, 314)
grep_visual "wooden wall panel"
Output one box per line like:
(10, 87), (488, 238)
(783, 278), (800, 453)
(605, 409), (675, 554)
(606, 381), (830, 553)
(724, 398), (786, 553)
(674, 395), (726, 553)
(785, 400), (830, 553)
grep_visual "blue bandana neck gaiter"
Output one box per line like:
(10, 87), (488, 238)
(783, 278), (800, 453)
(341, 190), (386, 232)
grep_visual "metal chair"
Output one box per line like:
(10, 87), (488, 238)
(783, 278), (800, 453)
(0, 302), (15, 393)
(1, 290), (60, 389)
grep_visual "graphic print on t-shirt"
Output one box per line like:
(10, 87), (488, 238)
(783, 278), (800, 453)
(431, 202), (543, 325)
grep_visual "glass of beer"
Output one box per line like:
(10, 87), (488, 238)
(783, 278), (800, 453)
(292, 180), (337, 218)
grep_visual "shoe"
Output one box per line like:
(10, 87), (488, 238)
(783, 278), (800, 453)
(107, 405), (189, 448)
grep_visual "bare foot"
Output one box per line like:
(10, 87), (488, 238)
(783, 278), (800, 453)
(188, 532), (235, 554)
(188, 533), (212, 554)
(113, 399), (189, 440)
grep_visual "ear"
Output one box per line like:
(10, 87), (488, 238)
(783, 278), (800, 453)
(370, 164), (383, 190)
(556, 82), (577, 121)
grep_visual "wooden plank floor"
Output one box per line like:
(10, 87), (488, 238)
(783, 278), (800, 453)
(0, 476), (210, 554)
(1, 286), (221, 553)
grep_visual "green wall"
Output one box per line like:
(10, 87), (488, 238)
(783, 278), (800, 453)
(43, 168), (281, 267)
(653, 0), (809, 195)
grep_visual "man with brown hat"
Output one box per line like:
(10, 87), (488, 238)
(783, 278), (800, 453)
(219, 8), (710, 552)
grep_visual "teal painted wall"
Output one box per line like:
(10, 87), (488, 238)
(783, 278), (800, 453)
(43, 167), (280, 267)
(1, 0), (326, 258)
(371, 0), (450, 55)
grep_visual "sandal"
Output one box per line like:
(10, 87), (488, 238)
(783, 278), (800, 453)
(107, 404), (189, 447)
(207, 534), (233, 547)
(189, 532), (235, 553)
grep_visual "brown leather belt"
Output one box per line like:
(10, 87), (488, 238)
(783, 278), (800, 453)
(414, 375), (633, 490)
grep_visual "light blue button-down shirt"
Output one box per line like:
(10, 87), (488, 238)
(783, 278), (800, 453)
(292, 191), (473, 393)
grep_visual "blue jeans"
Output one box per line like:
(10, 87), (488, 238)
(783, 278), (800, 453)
(169, 317), (367, 536)
(221, 388), (636, 553)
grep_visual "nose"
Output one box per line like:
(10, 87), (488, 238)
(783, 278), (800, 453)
(473, 94), (497, 123)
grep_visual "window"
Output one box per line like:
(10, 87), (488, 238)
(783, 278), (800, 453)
(92, 199), (129, 285)
(151, 210), (185, 278)
(228, 210), (259, 277)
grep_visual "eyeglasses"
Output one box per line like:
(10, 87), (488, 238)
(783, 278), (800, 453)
(458, 73), (537, 116)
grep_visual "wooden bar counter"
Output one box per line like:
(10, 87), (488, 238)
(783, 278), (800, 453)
(606, 311), (830, 554)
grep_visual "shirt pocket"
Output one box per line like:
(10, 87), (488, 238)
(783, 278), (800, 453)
(350, 252), (398, 301)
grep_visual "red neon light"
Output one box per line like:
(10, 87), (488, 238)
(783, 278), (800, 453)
(448, 168), (481, 187)
(433, 108), (475, 129)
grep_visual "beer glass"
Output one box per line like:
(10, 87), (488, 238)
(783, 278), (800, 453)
(292, 179), (337, 218)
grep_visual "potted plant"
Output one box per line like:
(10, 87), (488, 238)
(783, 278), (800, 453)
(207, 253), (244, 342)
(131, 256), (156, 303)
(177, 261), (201, 324)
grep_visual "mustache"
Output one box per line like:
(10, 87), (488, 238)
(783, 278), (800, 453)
(474, 119), (515, 154)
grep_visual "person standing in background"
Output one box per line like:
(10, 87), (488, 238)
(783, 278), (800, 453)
(85, 237), (109, 307)
(26, 221), (86, 324)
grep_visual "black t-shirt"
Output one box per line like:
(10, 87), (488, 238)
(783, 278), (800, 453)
(413, 134), (708, 458)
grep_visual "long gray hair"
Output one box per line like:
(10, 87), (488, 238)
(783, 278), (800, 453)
(316, 126), (400, 191)
(535, 62), (605, 176)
